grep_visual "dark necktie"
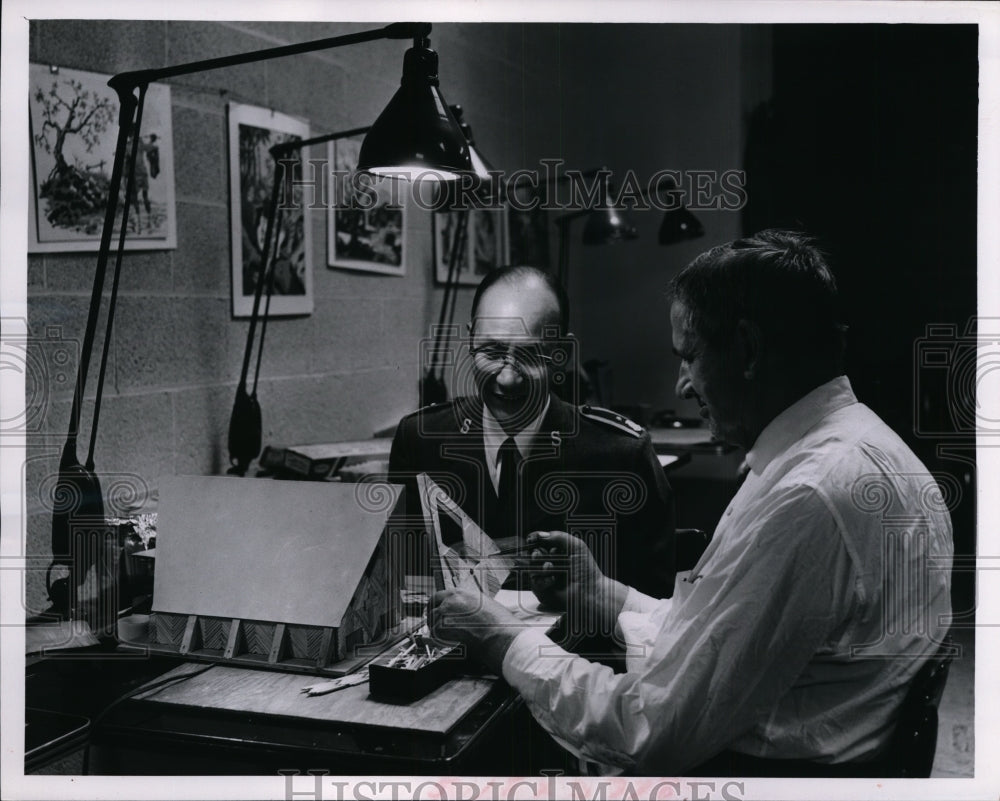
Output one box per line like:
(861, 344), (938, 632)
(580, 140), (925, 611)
(495, 437), (524, 539)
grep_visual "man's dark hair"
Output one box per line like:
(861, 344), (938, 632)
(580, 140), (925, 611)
(470, 265), (570, 334)
(667, 229), (847, 374)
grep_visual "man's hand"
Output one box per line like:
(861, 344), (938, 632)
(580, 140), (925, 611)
(527, 531), (629, 634)
(427, 588), (527, 673)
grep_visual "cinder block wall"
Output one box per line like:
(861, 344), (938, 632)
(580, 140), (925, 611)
(23, 20), (564, 615)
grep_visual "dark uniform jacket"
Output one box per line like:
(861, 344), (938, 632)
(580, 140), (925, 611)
(389, 394), (676, 598)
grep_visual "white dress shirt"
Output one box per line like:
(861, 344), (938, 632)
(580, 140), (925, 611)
(502, 376), (953, 773)
(482, 397), (550, 492)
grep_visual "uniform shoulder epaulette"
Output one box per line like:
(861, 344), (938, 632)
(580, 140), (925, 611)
(580, 405), (645, 437)
(400, 398), (456, 420)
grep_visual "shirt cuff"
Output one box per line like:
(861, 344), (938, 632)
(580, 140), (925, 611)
(621, 586), (659, 615)
(501, 628), (570, 702)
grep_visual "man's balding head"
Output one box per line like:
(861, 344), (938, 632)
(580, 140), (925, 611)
(470, 265), (568, 336)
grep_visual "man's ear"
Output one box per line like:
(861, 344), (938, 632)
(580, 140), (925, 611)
(735, 319), (763, 379)
(559, 331), (579, 369)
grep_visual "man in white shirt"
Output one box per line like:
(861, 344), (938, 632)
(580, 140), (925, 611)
(428, 230), (954, 775)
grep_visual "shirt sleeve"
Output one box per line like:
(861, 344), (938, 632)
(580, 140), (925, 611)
(501, 483), (856, 773)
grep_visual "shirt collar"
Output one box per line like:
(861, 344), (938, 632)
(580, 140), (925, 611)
(745, 376), (858, 475)
(482, 396), (551, 468)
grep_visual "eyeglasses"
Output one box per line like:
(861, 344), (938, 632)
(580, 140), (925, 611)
(469, 342), (554, 370)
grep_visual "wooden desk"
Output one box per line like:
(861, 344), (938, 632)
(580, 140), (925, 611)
(135, 663), (495, 732)
(86, 594), (566, 775)
(87, 656), (575, 775)
(87, 659), (529, 775)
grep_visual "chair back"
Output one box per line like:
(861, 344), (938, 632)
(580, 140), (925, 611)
(675, 528), (710, 573)
(883, 633), (957, 778)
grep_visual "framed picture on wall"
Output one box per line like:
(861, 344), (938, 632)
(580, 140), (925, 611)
(228, 102), (312, 317)
(507, 206), (551, 269)
(28, 63), (177, 252)
(433, 208), (508, 285)
(327, 136), (406, 276)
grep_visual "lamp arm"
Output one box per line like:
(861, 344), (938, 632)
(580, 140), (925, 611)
(556, 215), (576, 288)
(106, 22), (425, 448)
(107, 23), (429, 93)
(252, 123), (374, 375)
(60, 87), (138, 468)
(431, 209), (468, 378)
(86, 84), (150, 470)
(237, 165), (284, 392)
(535, 166), (612, 211)
(70, 21), (429, 464)
(270, 125), (372, 159)
(254, 201), (283, 394)
(440, 207), (469, 353)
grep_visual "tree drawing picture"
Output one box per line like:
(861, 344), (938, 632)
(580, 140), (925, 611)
(28, 64), (176, 252)
(228, 103), (312, 317)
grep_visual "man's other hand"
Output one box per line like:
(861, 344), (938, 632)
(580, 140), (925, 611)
(527, 530), (629, 634)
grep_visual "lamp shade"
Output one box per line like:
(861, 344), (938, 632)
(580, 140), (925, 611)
(582, 205), (639, 244)
(659, 205), (705, 245)
(358, 42), (471, 180)
(442, 103), (502, 207)
(468, 140), (494, 179)
(452, 106), (496, 179)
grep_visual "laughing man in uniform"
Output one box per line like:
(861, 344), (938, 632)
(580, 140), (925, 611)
(389, 265), (676, 600)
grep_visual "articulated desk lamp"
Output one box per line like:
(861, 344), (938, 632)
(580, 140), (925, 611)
(548, 169), (704, 404)
(48, 22), (473, 628)
(226, 124), (373, 477)
(227, 104), (494, 472)
(551, 170), (705, 287)
(552, 168), (639, 288)
(656, 178), (705, 246)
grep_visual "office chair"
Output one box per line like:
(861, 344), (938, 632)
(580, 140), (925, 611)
(673, 516), (955, 779)
(878, 632), (957, 778)
(689, 633), (958, 778)
(675, 528), (710, 573)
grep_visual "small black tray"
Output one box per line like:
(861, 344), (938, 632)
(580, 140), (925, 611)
(368, 643), (464, 701)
